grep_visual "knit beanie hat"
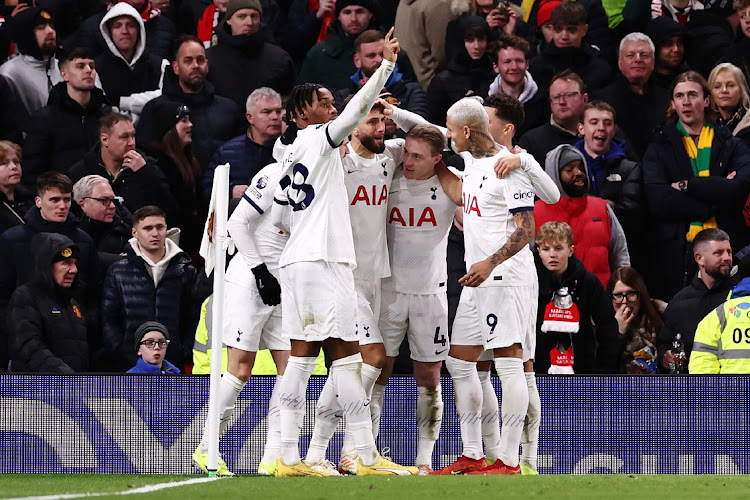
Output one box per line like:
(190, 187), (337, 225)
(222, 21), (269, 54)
(336, 0), (375, 16)
(226, 0), (262, 20)
(51, 244), (80, 264)
(9, 7), (56, 59)
(557, 146), (585, 173)
(153, 101), (190, 140)
(134, 321), (170, 354)
(536, 0), (562, 27)
(645, 16), (684, 48)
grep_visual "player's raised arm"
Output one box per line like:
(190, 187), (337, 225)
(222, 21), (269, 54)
(435, 160), (462, 205)
(327, 28), (399, 146)
(495, 152), (561, 204)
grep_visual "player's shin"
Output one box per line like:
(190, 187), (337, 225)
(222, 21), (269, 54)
(494, 357), (529, 468)
(521, 372), (541, 472)
(445, 356), (483, 459)
(478, 369), (501, 461)
(261, 374), (284, 464)
(199, 372), (245, 453)
(415, 384), (443, 467)
(305, 370), (342, 463)
(279, 356), (317, 465)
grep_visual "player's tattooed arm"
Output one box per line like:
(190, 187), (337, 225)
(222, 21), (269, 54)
(490, 209), (535, 266)
(460, 209), (535, 287)
(435, 160), (462, 205)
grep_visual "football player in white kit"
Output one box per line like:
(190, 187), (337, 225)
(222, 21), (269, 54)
(192, 162), (290, 477)
(270, 28), (417, 477)
(303, 100), (404, 474)
(435, 97), (539, 475)
(377, 124), (456, 474)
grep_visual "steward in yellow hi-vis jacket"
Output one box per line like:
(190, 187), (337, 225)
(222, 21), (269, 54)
(690, 279), (750, 374)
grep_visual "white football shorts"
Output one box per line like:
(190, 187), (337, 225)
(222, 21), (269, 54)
(379, 289), (449, 362)
(355, 278), (383, 346)
(222, 278), (289, 352)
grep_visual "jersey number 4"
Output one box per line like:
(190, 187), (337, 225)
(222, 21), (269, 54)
(282, 163), (315, 211)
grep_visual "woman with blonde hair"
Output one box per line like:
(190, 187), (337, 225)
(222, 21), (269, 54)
(708, 62), (750, 134)
(0, 141), (33, 233)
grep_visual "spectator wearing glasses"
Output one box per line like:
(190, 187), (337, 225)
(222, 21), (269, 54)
(607, 267), (665, 374)
(98, 205), (198, 372)
(22, 48), (111, 189)
(8, 234), (90, 373)
(73, 175), (132, 268)
(127, 321), (180, 374)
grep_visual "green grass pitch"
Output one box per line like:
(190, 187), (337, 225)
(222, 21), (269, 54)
(2, 475), (750, 500)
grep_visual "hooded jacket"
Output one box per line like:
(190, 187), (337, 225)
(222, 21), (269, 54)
(534, 144), (631, 286)
(22, 82), (112, 186)
(534, 252), (620, 373)
(642, 123), (750, 300)
(136, 71), (243, 168)
(8, 233), (89, 373)
(95, 2), (167, 113)
(488, 71), (548, 137)
(206, 20), (295, 108)
(0, 7), (63, 120)
(99, 237), (198, 371)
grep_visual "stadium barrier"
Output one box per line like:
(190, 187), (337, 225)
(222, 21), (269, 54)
(1, 375), (748, 474)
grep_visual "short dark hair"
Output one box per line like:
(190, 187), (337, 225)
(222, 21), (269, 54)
(132, 205), (167, 224)
(550, 1), (588, 26)
(354, 29), (384, 53)
(693, 228), (730, 251)
(484, 94), (525, 131)
(61, 47), (94, 67)
(489, 34), (530, 64)
(464, 24), (487, 41)
(549, 69), (586, 93)
(37, 171), (73, 196)
(405, 124), (445, 156)
(583, 100), (616, 122)
(99, 111), (132, 136)
(174, 34), (204, 60)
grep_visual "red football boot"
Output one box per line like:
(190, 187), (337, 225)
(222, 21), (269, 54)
(467, 458), (521, 475)
(432, 455), (488, 475)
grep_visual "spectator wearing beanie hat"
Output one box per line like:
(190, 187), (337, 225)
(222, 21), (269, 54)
(297, 0), (416, 90)
(0, 8), (64, 123)
(646, 16), (689, 91)
(127, 320), (181, 373)
(205, 0), (295, 108)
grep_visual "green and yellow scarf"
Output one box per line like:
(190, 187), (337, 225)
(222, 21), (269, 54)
(677, 122), (717, 242)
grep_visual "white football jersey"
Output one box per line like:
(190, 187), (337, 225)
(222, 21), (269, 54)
(343, 139), (404, 280)
(460, 151), (536, 287)
(226, 163), (289, 282)
(275, 124), (356, 267)
(382, 169), (456, 295)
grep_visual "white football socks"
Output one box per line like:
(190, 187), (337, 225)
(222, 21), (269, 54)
(521, 372), (541, 472)
(445, 356), (483, 460)
(478, 369), (501, 461)
(340, 363), (382, 458)
(415, 384), (443, 467)
(332, 353), (378, 466)
(305, 369), (341, 464)
(279, 356), (317, 465)
(261, 375), (284, 464)
(494, 357), (529, 468)
(199, 371), (245, 454)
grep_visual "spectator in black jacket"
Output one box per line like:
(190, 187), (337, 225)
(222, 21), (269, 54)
(8, 233), (89, 373)
(656, 228), (739, 371)
(427, 17), (495, 125)
(333, 29), (429, 120)
(22, 48), (111, 188)
(201, 86), (281, 204)
(0, 172), (99, 369)
(487, 34), (547, 137)
(68, 112), (179, 223)
(725, 0), (750, 79)
(574, 101), (646, 272)
(529, 1), (611, 91)
(137, 35), (244, 170)
(206, 0), (295, 108)
(646, 16), (689, 91)
(534, 221), (620, 374)
(592, 32), (670, 159)
(642, 71), (750, 300)
(94, 2), (167, 119)
(98, 205), (198, 372)
(66, 0), (177, 61)
(0, 141), (34, 234)
(73, 174), (132, 268)
(0, 76), (22, 143)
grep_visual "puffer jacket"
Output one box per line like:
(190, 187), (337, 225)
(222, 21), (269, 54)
(8, 233), (89, 373)
(22, 82), (111, 187)
(99, 239), (198, 371)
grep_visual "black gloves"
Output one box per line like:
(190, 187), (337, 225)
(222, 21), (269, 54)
(251, 263), (281, 306)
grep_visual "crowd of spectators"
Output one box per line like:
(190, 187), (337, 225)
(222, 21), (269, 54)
(2, 0), (750, 375)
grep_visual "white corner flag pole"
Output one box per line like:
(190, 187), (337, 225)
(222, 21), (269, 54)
(205, 163), (229, 477)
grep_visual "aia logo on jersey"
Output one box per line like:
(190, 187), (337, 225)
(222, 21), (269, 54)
(388, 207), (437, 226)
(514, 190), (534, 200)
(462, 193), (482, 216)
(351, 185), (388, 206)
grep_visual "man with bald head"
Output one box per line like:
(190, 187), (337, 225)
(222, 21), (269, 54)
(431, 98), (537, 475)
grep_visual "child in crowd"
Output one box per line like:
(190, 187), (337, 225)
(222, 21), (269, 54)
(534, 221), (620, 374)
(127, 321), (181, 374)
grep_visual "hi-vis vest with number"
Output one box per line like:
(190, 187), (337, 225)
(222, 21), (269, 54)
(690, 294), (750, 374)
